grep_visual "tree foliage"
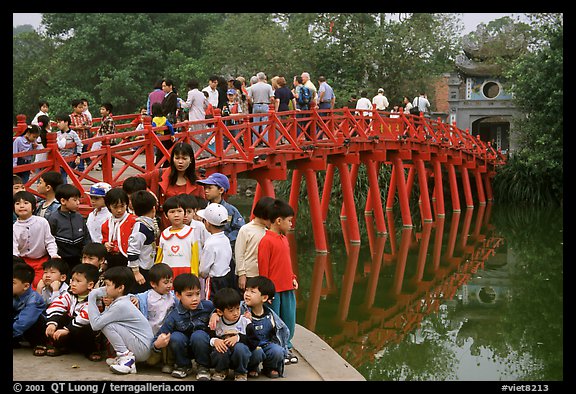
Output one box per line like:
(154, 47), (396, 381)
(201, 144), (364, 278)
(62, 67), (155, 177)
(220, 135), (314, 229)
(493, 13), (563, 206)
(13, 12), (461, 122)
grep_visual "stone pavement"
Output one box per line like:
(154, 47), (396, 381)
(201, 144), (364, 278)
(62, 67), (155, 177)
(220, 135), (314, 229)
(13, 324), (365, 382)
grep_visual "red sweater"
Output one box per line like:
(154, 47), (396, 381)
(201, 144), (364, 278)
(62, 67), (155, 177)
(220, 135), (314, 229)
(257, 230), (296, 293)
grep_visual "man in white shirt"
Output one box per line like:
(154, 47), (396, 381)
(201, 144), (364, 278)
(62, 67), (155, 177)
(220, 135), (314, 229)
(372, 88), (389, 111)
(202, 76), (219, 109)
(412, 92), (431, 115)
(247, 72), (274, 144)
(301, 72), (318, 106)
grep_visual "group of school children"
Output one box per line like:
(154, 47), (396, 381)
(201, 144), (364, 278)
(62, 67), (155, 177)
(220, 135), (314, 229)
(13, 169), (299, 381)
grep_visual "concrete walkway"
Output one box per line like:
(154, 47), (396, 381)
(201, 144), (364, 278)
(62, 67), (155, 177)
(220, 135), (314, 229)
(13, 324), (365, 382)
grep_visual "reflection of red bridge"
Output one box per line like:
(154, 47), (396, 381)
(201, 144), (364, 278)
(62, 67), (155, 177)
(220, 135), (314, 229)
(292, 204), (504, 368)
(14, 106), (506, 253)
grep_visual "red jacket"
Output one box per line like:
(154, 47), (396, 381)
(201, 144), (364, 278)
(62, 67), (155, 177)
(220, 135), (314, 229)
(101, 213), (137, 257)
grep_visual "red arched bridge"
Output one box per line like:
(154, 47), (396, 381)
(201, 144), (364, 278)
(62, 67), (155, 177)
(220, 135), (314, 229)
(13, 106), (506, 253)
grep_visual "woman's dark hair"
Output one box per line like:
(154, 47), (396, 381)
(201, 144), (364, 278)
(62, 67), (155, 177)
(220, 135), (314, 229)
(168, 142), (197, 185)
(37, 114), (51, 147)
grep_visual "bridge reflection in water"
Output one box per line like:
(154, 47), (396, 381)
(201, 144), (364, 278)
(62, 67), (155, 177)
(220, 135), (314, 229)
(290, 203), (504, 373)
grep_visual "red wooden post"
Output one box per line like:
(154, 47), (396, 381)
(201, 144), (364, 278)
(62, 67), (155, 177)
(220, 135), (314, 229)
(392, 154), (412, 227)
(320, 164), (335, 222)
(386, 166), (396, 211)
(16, 114), (27, 136)
(432, 159), (445, 218)
(45, 132), (60, 172)
(447, 163), (460, 212)
(336, 162), (361, 244)
(143, 116), (156, 170)
(483, 172), (494, 202)
(474, 169), (486, 205)
(288, 169), (302, 229)
(365, 159), (387, 235)
(460, 165), (474, 208)
(414, 157), (432, 222)
(304, 169), (328, 253)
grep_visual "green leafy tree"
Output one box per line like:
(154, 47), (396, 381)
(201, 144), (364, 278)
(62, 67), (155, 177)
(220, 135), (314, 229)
(494, 13), (563, 205)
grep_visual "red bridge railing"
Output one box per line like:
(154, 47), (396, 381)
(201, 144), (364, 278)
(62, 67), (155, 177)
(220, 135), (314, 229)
(13, 106), (507, 223)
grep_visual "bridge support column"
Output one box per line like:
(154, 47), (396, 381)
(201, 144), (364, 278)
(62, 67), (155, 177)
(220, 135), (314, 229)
(320, 164), (335, 222)
(365, 160), (387, 235)
(447, 163), (460, 212)
(414, 157), (432, 222)
(460, 165), (474, 208)
(474, 169), (486, 206)
(288, 169), (302, 229)
(386, 165), (396, 211)
(336, 162), (361, 244)
(392, 155), (413, 227)
(483, 172), (494, 202)
(432, 159), (445, 218)
(304, 169), (328, 253)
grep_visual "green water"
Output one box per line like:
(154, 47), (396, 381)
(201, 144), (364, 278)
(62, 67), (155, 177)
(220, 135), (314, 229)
(230, 196), (563, 381)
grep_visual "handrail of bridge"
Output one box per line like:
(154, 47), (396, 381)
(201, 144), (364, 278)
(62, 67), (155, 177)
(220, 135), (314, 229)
(13, 105), (507, 213)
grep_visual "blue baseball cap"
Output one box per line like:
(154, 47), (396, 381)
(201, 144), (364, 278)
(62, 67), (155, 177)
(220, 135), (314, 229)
(196, 172), (230, 192)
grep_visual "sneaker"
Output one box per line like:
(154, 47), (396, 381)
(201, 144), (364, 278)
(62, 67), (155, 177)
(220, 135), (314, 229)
(105, 356), (118, 366)
(109, 352), (136, 374)
(171, 366), (193, 379)
(234, 373), (247, 381)
(196, 367), (211, 381)
(161, 364), (174, 374)
(211, 371), (227, 381)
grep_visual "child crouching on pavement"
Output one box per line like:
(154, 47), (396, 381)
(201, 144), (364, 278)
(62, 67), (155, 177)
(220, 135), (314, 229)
(130, 263), (177, 374)
(151, 273), (214, 380)
(87, 266), (153, 375)
(44, 264), (100, 360)
(208, 287), (261, 381)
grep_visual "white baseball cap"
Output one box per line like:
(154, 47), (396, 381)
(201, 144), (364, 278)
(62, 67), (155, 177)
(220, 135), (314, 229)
(196, 203), (229, 226)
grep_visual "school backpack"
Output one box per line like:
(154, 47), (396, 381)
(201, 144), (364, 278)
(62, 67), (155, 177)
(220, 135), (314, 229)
(298, 86), (312, 106)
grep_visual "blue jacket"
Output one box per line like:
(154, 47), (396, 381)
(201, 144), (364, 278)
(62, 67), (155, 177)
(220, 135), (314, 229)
(152, 299), (214, 345)
(220, 199), (246, 243)
(13, 287), (46, 338)
(240, 301), (289, 354)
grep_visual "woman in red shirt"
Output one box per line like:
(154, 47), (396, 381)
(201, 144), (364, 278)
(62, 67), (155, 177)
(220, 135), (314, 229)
(138, 142), (204, 229)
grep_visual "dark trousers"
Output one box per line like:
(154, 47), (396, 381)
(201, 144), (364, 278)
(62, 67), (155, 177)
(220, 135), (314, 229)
(13, 313), (46, 348)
